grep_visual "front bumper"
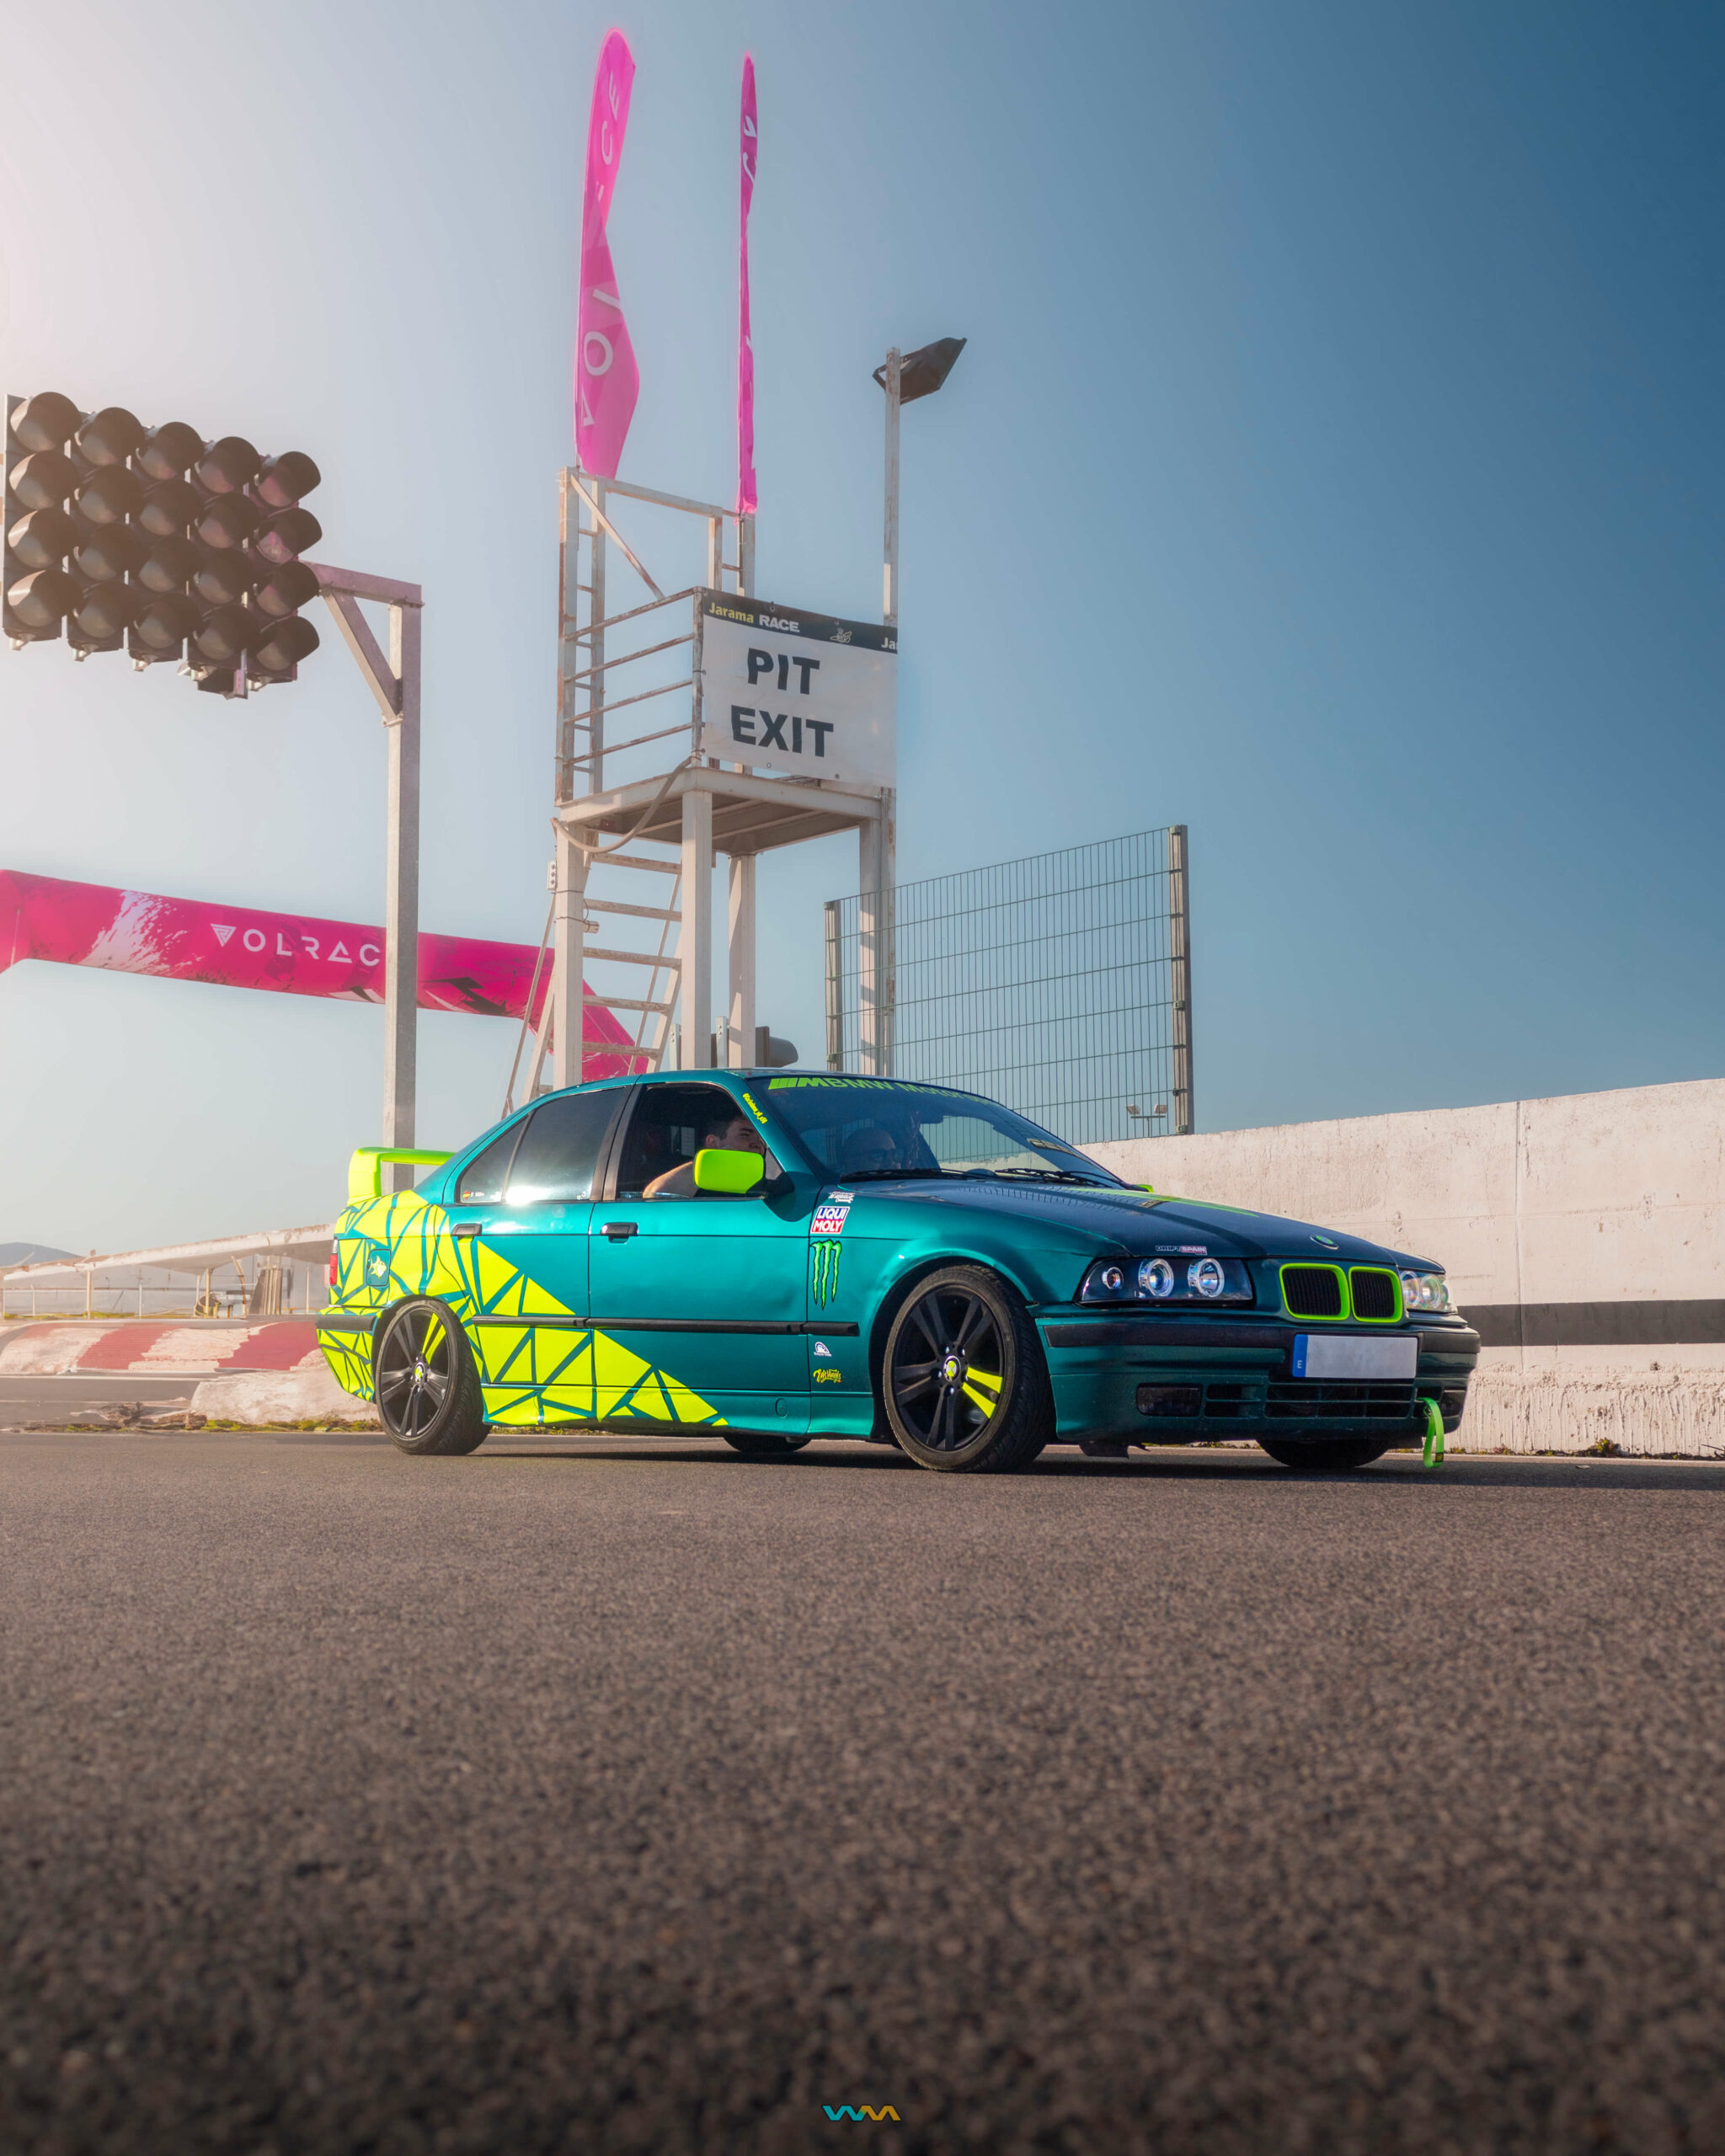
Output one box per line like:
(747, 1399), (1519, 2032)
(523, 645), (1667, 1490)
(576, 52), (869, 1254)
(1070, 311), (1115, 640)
(1034, 1310), (1480, 1443)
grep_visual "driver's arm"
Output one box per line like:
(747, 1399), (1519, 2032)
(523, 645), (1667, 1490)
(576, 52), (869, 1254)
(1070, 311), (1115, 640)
(644, 1160), (700, 1198)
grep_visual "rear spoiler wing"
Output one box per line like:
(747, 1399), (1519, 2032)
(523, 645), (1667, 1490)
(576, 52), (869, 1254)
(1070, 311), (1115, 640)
(347, 1147), (452, 1204)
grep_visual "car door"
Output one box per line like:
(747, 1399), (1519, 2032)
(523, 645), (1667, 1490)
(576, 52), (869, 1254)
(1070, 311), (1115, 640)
(587, 1079), (811, 1435)
(443, 1086), (626, 1426)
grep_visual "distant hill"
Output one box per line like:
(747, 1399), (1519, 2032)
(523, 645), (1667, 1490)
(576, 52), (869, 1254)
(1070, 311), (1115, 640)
(0, 1242), (77, 1265)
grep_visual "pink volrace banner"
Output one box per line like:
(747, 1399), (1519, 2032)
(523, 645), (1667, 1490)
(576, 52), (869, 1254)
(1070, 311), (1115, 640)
(737, 54), (759, 515)
(575, 30), (639, 479)
(0, 870), (643, 1080)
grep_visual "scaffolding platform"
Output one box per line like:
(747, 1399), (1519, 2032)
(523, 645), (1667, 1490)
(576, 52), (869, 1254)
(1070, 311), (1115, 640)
(559, 763), (884, 857)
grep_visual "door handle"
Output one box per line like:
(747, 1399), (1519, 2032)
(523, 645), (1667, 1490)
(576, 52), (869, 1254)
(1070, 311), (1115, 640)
(601, 1220), (638, 1241)
(451, 1221), (485, 1238)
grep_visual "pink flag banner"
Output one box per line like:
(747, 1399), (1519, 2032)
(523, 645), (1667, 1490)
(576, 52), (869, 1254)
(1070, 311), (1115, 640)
(737, 54), (759, 515)
(0, 870), (643, 1079)
(575, 30), (639, 478)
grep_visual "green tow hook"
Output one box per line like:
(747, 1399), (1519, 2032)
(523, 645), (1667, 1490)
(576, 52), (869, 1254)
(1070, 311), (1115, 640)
(1421, 1396), (1446, 1469)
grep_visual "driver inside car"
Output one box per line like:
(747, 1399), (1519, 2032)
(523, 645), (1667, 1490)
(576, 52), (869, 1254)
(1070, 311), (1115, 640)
(836, 1107), (934, 1177)
(644, 1110), (776, 1199)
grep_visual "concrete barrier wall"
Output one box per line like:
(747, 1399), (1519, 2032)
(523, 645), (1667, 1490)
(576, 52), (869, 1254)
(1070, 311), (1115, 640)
(1084, 1077), (1725, 1455)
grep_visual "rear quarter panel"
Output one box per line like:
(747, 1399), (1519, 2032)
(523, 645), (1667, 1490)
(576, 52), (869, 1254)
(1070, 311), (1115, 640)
(318, 1189), (469, 1401)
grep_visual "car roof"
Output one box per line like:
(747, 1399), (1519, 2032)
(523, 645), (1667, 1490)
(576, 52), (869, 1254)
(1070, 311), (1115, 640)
(537, 1068), (996, 1106)
(590, 1068), (943, 1085)
(627, 1069), (997, 1101)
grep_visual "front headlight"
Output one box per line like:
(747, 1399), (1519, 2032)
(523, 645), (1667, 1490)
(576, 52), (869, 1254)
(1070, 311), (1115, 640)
(1140, 1258), (1176, 1298)
(1398, 1271), (1453, 1314)
(1080, 1257), (1253, 1305)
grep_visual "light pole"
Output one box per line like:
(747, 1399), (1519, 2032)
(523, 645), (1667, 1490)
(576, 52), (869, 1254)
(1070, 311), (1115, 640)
(864, 335), (964, 1073)
(875, 336), (965, 631)
(312, 563), (423, 1182)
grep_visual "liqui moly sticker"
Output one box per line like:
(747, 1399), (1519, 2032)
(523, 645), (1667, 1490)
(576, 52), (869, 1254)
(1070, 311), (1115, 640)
(811, 1204), (851, 1236)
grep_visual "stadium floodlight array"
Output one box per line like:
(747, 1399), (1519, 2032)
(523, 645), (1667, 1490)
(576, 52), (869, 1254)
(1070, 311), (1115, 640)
(3, 391), (323, 697)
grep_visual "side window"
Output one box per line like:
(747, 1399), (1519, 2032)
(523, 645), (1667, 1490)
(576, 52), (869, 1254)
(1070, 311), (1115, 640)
(614, 1085), (756, 1198)
(457, 1123), (524, 1203)
(502, 1090), (623, 1205)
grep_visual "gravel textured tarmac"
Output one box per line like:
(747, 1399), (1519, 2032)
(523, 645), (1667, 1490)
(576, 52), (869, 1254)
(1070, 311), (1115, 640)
(3, 1430), (1723, 2156)
(0, 1376), (196, 1426)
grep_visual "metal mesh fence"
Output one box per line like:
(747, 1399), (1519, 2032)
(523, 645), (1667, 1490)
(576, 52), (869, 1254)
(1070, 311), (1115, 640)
(824, 827), (1192, 1146)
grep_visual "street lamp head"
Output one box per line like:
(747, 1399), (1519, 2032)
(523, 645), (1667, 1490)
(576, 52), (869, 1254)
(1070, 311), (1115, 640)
(874, 336), (966, 403)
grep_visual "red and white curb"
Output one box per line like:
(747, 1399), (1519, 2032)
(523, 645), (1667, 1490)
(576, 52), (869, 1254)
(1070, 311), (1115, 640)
(0, 1320), (377, 1426)
(0, 1319), (323, 1376)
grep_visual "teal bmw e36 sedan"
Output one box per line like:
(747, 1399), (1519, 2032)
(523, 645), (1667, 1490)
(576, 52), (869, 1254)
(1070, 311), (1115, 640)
(317, 1070), (1479, 1473)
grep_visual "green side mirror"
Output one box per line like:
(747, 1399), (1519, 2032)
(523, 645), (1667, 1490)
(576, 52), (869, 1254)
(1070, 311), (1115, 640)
(693, 1146), (766, 1194)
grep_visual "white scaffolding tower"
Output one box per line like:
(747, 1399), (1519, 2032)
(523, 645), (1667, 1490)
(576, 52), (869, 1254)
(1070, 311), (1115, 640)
(526, 470), (895, 1097)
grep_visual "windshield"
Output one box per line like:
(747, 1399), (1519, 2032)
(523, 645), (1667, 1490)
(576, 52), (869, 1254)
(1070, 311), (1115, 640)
(763, 1077), (1123, 1186)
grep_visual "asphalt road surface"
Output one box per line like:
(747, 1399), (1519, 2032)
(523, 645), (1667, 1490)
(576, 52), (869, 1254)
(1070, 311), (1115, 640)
(0, 1375), (196, 1426)
(3, 1430), (1723, 2156)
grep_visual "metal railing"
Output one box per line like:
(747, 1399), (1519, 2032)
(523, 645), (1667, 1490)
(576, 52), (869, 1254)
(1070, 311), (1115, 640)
(555, 584), (705, 806)
(2, 1238), (333, 1321)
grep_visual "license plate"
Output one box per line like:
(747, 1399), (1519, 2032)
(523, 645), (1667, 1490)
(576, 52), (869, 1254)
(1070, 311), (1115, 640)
(1292, 1333), (1418, 1380)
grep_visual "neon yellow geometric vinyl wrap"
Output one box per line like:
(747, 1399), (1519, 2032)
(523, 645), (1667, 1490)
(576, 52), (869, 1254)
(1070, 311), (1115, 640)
(317, 1190), (727, 1429)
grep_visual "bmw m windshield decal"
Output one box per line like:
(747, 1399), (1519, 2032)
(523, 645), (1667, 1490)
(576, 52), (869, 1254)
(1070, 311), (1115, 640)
(767, 1075), (979, 1099)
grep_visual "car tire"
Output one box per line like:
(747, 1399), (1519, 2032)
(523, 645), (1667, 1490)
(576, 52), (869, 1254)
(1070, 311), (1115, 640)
(881, 1265), (1053, 1474)
(719, 1428), (814, 1457)
(373, 1298), (489, 1456)
(1258, 1436), (1391, 1470)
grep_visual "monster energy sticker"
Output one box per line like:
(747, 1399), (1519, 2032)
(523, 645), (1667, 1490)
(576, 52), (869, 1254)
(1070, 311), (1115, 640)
(810, 1238), (841, 1307)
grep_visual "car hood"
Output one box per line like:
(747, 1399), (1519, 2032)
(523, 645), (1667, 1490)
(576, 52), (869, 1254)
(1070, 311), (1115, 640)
(847, 1177), (1434, 1269)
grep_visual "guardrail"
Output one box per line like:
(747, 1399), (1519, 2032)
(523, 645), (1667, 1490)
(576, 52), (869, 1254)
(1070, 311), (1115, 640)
(2, 1224), (336, 1320)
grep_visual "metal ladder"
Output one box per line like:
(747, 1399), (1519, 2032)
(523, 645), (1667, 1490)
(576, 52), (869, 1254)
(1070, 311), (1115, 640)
(511, 468), (756, 1104)
(578, 850), (681, 1073)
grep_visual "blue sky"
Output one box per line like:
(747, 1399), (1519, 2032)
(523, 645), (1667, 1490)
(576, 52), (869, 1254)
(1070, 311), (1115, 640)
(1, 0), (1719, 1251)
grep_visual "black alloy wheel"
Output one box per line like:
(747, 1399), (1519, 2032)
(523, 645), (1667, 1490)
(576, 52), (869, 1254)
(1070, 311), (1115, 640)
(882, 1265), (1052, 1473)
(373, 1297), (488, 1456)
